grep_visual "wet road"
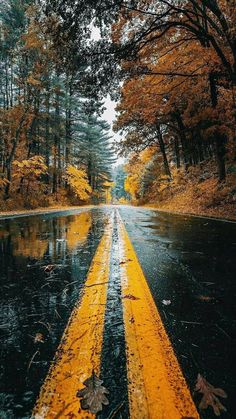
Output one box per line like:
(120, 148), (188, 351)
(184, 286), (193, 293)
(0, 206), (235, 418)
(0, 208), (112, 418)
(119, 207), (236, 419)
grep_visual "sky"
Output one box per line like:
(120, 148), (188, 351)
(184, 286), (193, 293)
(102, 95), (124, 165)
(102, 95), (116, 126)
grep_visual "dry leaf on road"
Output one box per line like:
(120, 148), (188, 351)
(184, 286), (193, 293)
(122, 294), (140, 300)
(77, 371), (109, 414)
(43, 264), (54, 273)
(195, 374), (227, 416)
(34, 333), (44, 343)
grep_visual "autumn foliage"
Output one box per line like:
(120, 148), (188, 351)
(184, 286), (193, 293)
(66, 166), (92, 202)
(110, 0), (236, 216)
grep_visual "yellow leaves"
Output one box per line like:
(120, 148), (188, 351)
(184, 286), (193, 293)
(118, 197), (129, 205)
(13, 156), (47, 180)
(140, 147), (156, 163)
(103, 180), (115, 188)
(66, 165), (92, 202)
(123, 147), (158, 201)
(103, 180), (115, 204)
(124, 174), (140, 200)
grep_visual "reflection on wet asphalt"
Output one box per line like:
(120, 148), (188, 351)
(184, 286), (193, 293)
(0, 205), (235, 419)
(119, 207), (236, 419)
(0, 208), (112, 418)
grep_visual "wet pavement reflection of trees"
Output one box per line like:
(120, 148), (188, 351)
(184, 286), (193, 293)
(120, 207), (236, 419)
(0, 209), (110, 418)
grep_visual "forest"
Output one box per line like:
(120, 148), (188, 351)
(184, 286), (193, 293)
(0, 0), (236, 219)
(0, 0), (116, 209)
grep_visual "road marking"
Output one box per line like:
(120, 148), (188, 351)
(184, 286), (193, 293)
(117, 211), (199, 419)
(33, 216), (113, 419)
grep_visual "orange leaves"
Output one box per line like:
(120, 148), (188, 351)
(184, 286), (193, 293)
(113, 0), (236, 146)
(140, 147), (156, 163)
(22, 30), (44, 51)
(0, 105), (33, 147)
(27, 74), (43, 88)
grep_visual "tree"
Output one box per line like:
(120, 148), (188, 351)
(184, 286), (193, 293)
(66, 165), (92, 201)
(76, 113), (116, 194)
(112, 164), (129, 202)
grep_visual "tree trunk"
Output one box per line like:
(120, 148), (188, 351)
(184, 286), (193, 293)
(215, 136), (226, 181)
(174, 111), (189, 170)
(53, 73), (61, 193)
(173, 136), (180, 168)
(4, 107), (29, 199)
(209, 73), (227, 181)
(157, 126), (171, 178)
(65, 77), (73, 166)
(45, 88), (50, 168)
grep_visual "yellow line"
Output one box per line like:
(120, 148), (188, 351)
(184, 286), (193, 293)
(33, 217), (113, 419)
(117, 211), (199, 419)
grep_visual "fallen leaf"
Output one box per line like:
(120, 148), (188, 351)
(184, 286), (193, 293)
(122, 294), (140, 300)
(44, 264), (54, 273)
(162, 299), (171, 306)
(195, 374), (227, 416)
(34, 333), (44, 343)
(196, 295), (216, 302)
(77, 371), (109, 414)
(119, 258), (132, 265)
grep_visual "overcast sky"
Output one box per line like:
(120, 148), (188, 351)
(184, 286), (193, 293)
(102, 95), (116, 126)
(102, 95), (124, 165)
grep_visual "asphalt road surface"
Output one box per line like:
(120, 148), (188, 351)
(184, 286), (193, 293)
(0, 206), (235, 418)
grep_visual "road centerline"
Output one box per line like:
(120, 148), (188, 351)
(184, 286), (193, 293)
(98, 211), (129, 418)
(32, 215), (114, 419)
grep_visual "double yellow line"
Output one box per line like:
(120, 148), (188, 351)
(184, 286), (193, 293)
(33, 210), (199, 419)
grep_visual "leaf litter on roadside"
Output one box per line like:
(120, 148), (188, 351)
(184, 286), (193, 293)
(195, 373), (227, 416)
(77, 371), (109, 414)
